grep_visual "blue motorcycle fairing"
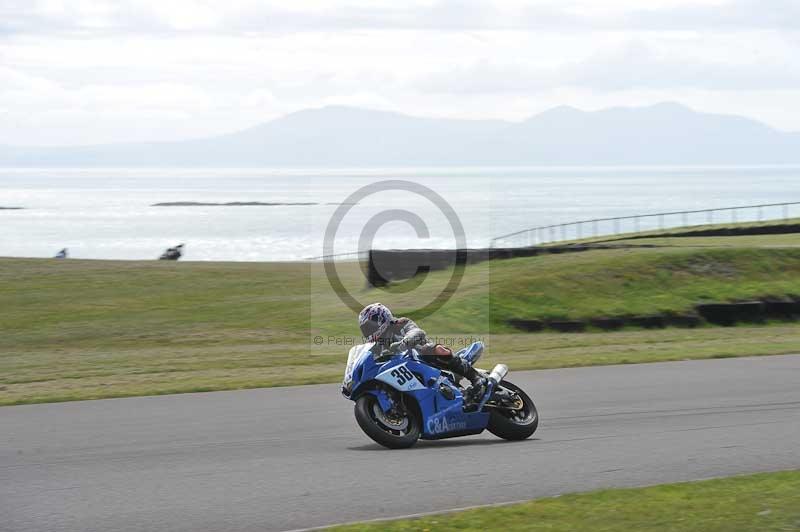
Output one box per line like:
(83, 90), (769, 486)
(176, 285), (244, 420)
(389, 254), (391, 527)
(375, 360), (427, 392)
(423, 402), (489, 440)
(344, 344), (490, 440)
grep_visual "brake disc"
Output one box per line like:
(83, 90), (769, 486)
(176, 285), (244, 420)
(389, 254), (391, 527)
(372, 403), (409, 431)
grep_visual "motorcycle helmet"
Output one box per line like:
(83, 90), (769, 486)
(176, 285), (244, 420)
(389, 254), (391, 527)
(358, 303), (394, 342)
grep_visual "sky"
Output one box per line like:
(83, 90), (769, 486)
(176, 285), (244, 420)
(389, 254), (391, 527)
(1, 0), (799, 146)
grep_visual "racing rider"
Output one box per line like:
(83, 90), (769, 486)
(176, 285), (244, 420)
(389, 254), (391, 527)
(358, 302), (486, 402)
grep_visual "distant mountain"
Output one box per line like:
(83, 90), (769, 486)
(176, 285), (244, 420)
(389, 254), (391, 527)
(1, 103), (798, 167)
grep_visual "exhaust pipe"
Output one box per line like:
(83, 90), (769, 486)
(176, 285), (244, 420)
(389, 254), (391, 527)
(474, 364), (509, 411)
(487, 364), (508, 386)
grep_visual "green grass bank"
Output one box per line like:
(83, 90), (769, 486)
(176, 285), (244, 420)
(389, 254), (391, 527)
(2, 232), (800, 405)
(330, 470), (800, 532)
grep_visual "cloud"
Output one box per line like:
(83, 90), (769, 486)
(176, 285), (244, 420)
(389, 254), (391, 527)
(416, 41), (800, 94)
(0, 65), (212, 110)
(0, 65), (61, 92)
(2, 0), (800, 37)
(415, 61), (555, 94)
(625, 0), (800, 31)
(2, 1), (800, 144)
(571, 41), (800, 91)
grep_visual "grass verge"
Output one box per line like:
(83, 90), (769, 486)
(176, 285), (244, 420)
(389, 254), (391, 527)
(2, 239), (800, 405)
(331, 470), (800, 532)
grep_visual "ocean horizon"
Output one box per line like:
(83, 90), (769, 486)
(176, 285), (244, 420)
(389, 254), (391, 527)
(1, 165), (799, 261)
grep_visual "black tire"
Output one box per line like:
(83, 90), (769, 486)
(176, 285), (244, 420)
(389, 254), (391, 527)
(354, 394), (421, 449)
(486, 380), (539, 441)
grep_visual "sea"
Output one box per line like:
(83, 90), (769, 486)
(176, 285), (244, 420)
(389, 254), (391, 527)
(1, 166), (799, 261)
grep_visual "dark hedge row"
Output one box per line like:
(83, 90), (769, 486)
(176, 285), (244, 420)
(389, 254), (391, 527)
(366, 245), (626, 286)
(508, 296), (800, 333)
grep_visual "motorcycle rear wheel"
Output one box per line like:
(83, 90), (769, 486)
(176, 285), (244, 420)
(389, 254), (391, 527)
(354, 394), (421, 449)
(486, 380), (539, 440)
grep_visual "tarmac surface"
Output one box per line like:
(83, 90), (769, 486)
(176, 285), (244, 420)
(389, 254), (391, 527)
(2, 355), (799, 531)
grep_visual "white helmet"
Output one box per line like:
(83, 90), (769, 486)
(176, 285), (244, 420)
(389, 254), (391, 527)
(358, 303), (394, 342)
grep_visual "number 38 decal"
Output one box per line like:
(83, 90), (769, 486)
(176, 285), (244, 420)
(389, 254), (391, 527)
(377, 363), (422, 391)
(390, 366), (415, 386)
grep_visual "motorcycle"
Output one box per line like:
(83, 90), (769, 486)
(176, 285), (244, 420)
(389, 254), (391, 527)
(159, 243), (184, 261)
(341, 341), (538, 448)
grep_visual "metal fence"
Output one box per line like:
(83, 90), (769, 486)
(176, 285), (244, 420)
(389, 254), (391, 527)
(308, 200), (800, 260)
(305, 251), (368, 261)
(490, 201), (800, 248)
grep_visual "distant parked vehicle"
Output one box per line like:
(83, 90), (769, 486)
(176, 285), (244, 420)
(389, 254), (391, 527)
(54, 248), (68, 259)
(159, 243), (184, 261)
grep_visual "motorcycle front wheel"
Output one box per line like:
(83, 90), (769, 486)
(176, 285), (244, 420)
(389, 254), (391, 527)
(354, 394), (421, 449)
(486, 380), (539, 440)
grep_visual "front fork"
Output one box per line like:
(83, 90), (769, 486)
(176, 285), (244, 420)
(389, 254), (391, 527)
(475, 381), (496, 412)
(476, 364), (509, 411)
(366, 388), (395, 413)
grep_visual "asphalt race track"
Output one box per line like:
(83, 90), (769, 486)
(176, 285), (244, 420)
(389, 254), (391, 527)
(2, 355), (800, 532)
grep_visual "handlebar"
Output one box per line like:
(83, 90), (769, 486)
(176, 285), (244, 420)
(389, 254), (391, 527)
(389, 341), (405, 353)
(375, 342), (420, 362)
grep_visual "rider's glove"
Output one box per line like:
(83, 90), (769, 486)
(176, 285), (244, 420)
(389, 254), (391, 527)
(389, 341), (406, 353)
(401, 328), (426, 349)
